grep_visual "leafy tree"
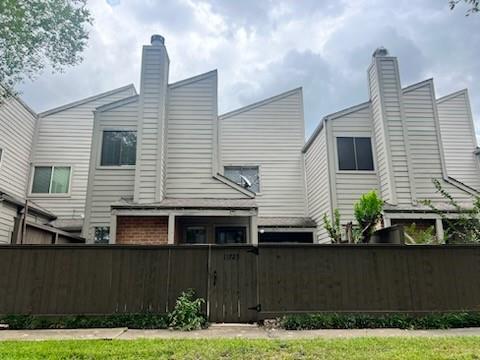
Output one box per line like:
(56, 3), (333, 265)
(0, 0), (93, 98)
(354, 190), (384, 243)
(450, 0), (479, 15)
(323, 209), (342, 243)
(422, 179), (480, 243)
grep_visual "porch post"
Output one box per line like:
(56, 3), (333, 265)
(383, 216), (391, 227)
(435, 218), (444, 243)
(250, 215), (258, 246)
(168, 214), (175, 244)
(110, 212), (117, 244)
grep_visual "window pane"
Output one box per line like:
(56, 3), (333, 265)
(224, 166), (260, 193)
(101, 132), (121, 166)
(31, 167), (52, 193)
(120, 131), (137, 165)
(355, 137), (374, 171)
(51, 167), (71, 194)
(94, 227), (110, 244)
(215, 227), (246, 244)
(224, 167), (242, 184)
(185, 226), (206, 244)
(337, 137), (356, 170)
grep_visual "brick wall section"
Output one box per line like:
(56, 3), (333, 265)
(116, 216), (168, 245)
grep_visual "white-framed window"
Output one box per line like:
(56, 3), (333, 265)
(224, 166), (260, 193)
(100, 130), (136, 166)
(185, 226), (207, 244)
(94, 226), (110, 244)
(31, 166), (71, 194)
(336, 137), (374, 171)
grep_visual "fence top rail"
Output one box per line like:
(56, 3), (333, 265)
(1, 243), (480, 250)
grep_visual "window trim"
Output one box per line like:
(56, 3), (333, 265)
(28, 164), (73, 198)
(334, 133), (376, 174)
(223, 164), (262, 194)
(97, 127), (137, 169)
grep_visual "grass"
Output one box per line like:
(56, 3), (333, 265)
(1, 338), (480, 359)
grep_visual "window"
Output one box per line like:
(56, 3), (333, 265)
(185, 226), (207, 244)
(224, 166), (260, 192)
(101, 131), (136, 166)
(31, 166), (71, 194)
(215, 227), (246, 244)
(94, 227), (110, 244)
(337, 137), (374, 171)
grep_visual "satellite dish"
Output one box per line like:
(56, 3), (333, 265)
(240, 175), (252, 188)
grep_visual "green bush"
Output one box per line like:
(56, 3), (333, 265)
(168, 289), (207, 331)
(280, 312), (480, 330)
(354, 191), (384, 242)
(323, 209), (342, 243)
(0, 313), (169, 330)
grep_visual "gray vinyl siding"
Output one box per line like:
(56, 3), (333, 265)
(135, 45), (169, 203)
(304, 128), (331, 243)
(30, 86), (136, 220)
(83, 98), (139, 242)
(368, 63), (393, 203)
(403, 84), (473, 204)
(330, 106), (379, 223)
(220, 89), (307, 217)
(0, 97), (37, 199)
(437, 90), (480, 191)
(0, 201), (17, 243)
(165, 73), (248, 199)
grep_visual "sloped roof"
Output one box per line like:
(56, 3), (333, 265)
(258, 217), (316, 227)
(112, 197), (257, 210)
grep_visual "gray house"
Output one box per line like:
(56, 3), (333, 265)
(304, 48), (480, 243)
(0, 37), (479, 245)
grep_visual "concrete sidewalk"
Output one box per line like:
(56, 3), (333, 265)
(1, 324), (480, 341)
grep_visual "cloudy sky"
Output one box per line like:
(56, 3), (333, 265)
(19, 0), (480, 139)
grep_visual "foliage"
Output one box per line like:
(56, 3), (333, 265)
(323, 209), (342, 243)
(421, 179), (480, 244)
(404, 223), (437, 244)
(0, 0), (93, 98)
(280, 312), (480, 330)
(353, 191), (384, 243)
(168, 289), (207, 331)
(450, 0), (479, 15)
(0, 313), (169, 330)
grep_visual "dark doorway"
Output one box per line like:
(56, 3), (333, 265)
(259, 231), (314, 243)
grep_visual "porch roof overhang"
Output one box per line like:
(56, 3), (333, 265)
(383, 203), (471, 219)
(111, 198), (258, 217)
(258, 217), (317, 228)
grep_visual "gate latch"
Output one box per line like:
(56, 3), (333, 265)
(248, 304), (261, 312)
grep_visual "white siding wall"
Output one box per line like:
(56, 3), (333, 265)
(368, 57), (414, 205)
(0, 201), (17, 243)
(83, 98), (138, 241)
(0, 97), (36, 199)
(329, 106), (380, 223)
(30, 87), (136, 220)
(165, 72), (248, 199)
(437, 90), (480, 191)
(304, 128), (331, 243)
(135, 44), (169, 203)
(220, 89), (306, 216)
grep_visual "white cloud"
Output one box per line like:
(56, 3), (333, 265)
(18, 0), (480, 140)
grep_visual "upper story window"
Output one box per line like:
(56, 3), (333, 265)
(31, 166), (71, 194)
(101, 131), (136, 166)
(224, 166), (260, 193)
(337, 137), (374, 171)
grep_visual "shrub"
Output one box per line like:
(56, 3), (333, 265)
(168, 289), (207, 331)
(279, 312), (480, 330)
(353, 191), (384, 242)
(323, 209), (342, 243)
(0, 313), (169, 330)
(404, 223), (437, 244)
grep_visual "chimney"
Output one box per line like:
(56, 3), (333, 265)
(134, 35), (169, 203)
(367, 47), (415, 205)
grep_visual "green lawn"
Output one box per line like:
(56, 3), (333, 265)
(1, 338), (480, 359)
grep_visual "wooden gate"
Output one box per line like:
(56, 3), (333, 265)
(208, 246), (258, 323)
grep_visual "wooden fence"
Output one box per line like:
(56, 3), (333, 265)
(1, 244), (480, 323)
